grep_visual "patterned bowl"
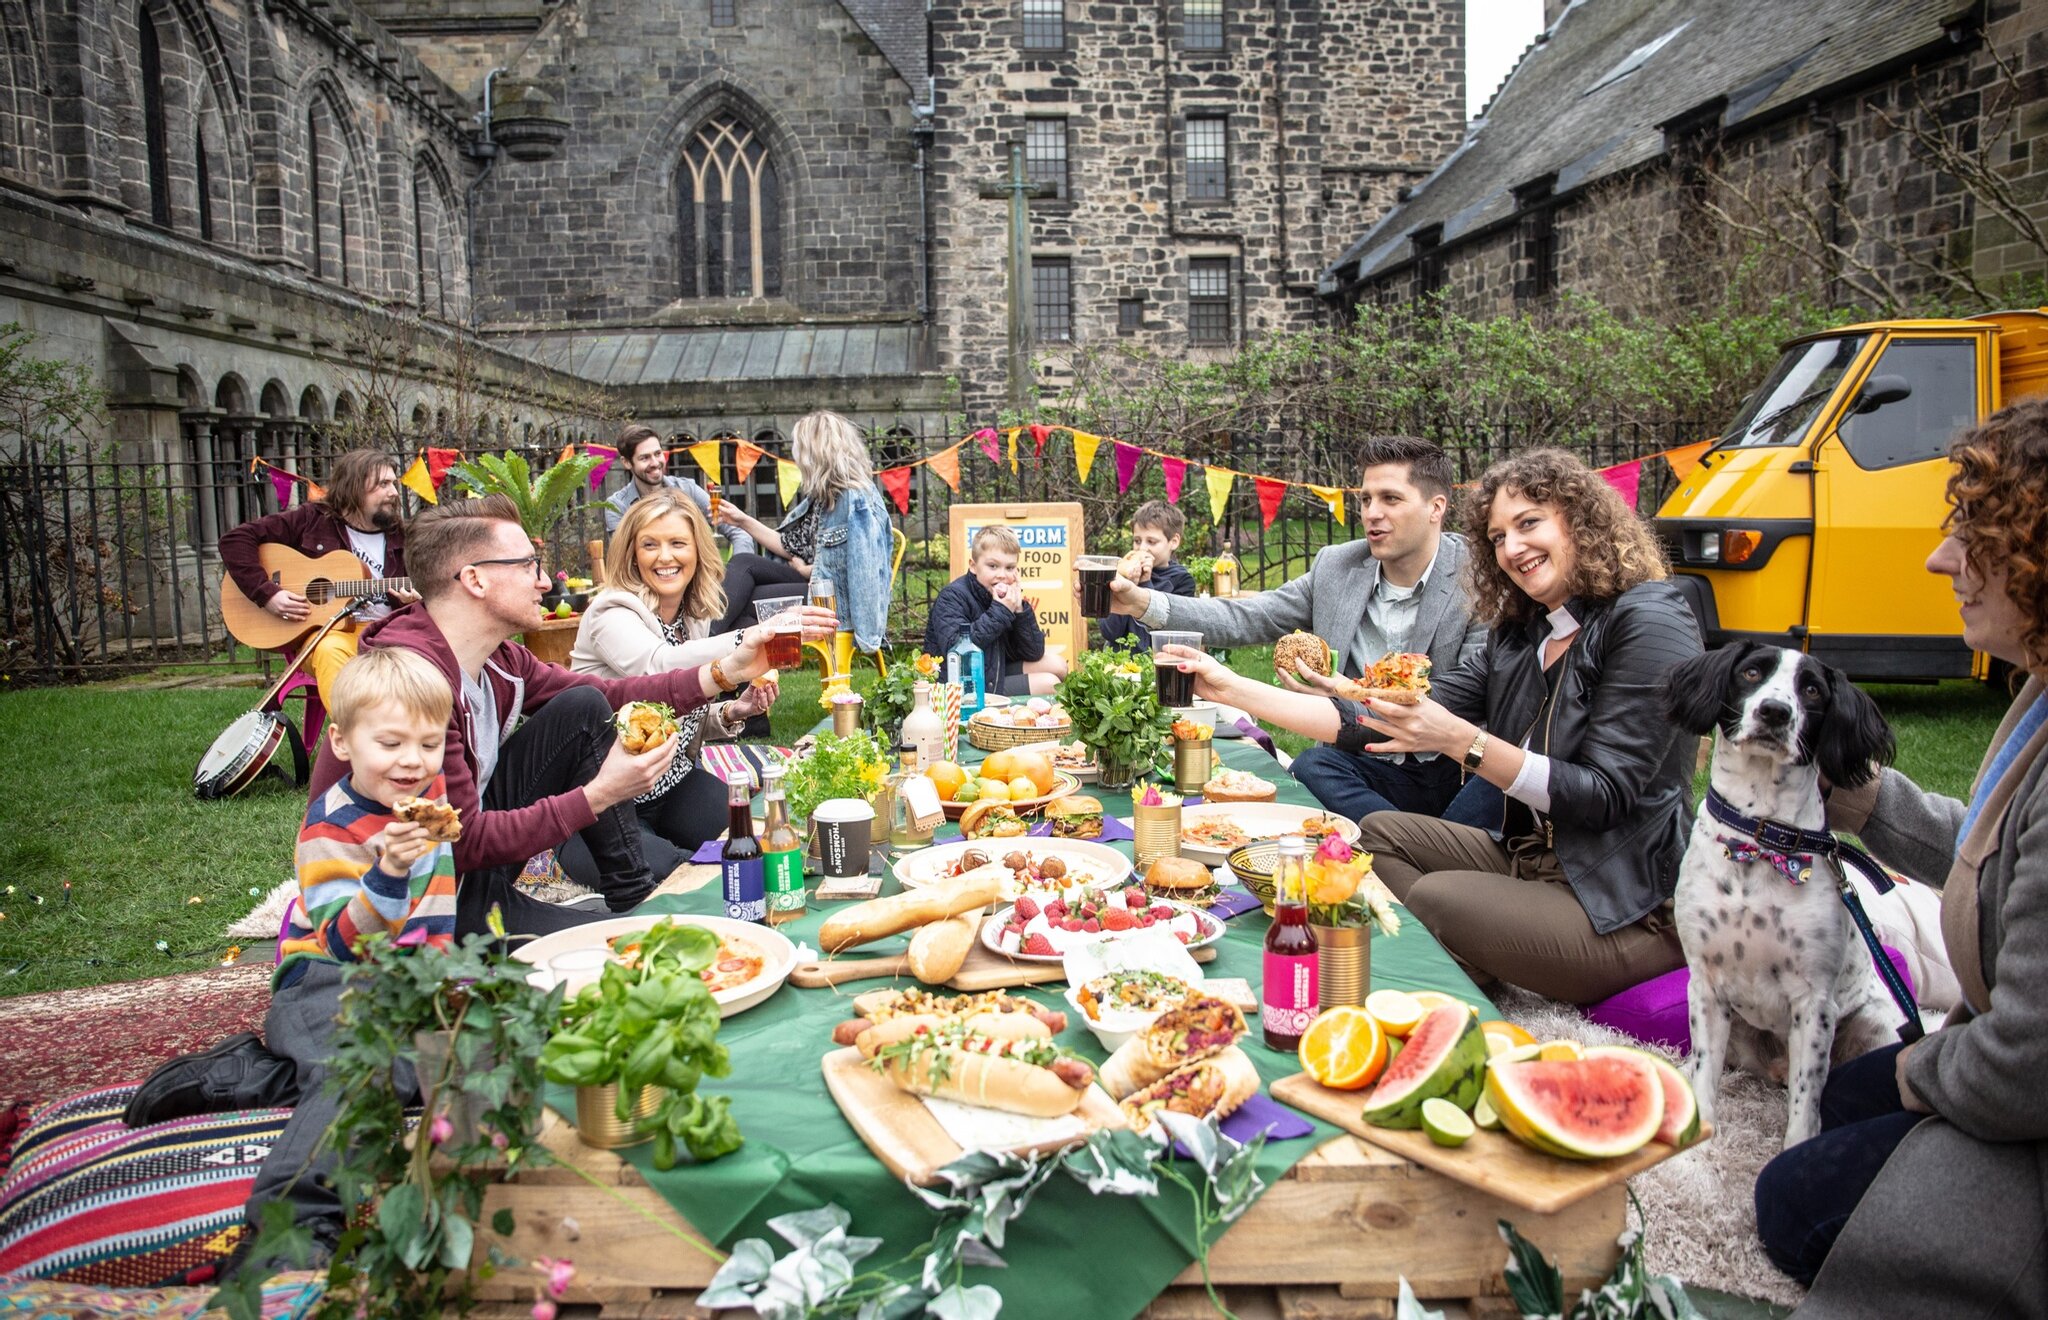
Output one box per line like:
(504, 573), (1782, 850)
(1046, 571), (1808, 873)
(1227, 841), (1281, 916)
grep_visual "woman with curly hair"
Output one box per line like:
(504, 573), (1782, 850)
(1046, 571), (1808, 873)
(1164, 447), (1702, 1001)
(1753, 398), (2048, 1314)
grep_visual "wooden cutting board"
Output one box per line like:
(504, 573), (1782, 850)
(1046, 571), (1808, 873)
(1269, 1073), (1710, 1216)
(790, 937), (1217, 991)
(821, 1046), (1125, 1184)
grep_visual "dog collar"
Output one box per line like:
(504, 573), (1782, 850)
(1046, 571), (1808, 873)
(1719, 837), (1814, 885)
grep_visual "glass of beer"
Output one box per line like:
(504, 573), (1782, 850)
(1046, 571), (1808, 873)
(1075, 556), (1119, 616)
(1151, 630), (1203, 708)
(755, 600), (804, 670)
(807, 574), (840, 679)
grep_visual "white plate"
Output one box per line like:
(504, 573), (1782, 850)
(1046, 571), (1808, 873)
(893, 837), (1135, 896)
(512, 915), (797, 1019)
(1157, 802), (1362, 865)
(980, 900), (1224, 963)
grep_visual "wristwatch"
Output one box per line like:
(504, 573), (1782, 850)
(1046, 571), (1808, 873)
(1462, 729), (1489, 772)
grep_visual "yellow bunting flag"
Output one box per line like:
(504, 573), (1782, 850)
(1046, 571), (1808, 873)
(1072, 430), (1102, 482)
(1205, 466), (1236, 524)
(776, 457), (802, 508)
(1005, 427), (1020, 475)
(400, 456), (438, 505)
(928, 444), (962, 492)
(1307, 483), (1347, 525)
(1665, 440), (1712, 480)
(688, 440), (723, 484)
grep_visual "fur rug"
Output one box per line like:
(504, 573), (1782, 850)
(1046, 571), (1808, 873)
(1489, 987), (1807, 1309)
(225, 877), (298, 940)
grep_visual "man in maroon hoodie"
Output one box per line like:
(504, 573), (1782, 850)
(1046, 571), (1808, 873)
(309, 493), (778, 935)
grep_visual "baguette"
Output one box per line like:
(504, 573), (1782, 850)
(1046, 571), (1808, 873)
(1120, 1046), (1260, 1133)
(861, 1018), (1094, 1117)
(820, 873), (1004, 952)
(906, 909), (981, 984)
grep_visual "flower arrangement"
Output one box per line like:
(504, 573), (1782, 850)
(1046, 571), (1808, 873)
(783, 729), (889, 823)
(1136, 785), (1183, 807)
(861, 649), (941, 734)
(1055, 640), (1173, 781)
(1305, 834), (1400, 936)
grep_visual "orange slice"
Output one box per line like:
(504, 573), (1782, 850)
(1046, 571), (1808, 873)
(1538, 1039), (1587, 1063)
(1298, 1006), (1389, 1091)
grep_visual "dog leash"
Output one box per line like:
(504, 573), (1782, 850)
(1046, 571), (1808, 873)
(1702, 789), (1925, 1044)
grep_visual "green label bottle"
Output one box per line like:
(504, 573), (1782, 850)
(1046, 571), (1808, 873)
(760, 766), (806, 924)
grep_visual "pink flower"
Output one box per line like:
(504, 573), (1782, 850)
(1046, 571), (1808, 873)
(531, 1302), (556, 1320)
(536, 1256), (576, 1299)
(491, 1130), (510, 1151)
(1138, 785), (1162, 806)
(1315, 833), (1353, 865)
(428, 1113), (454, 1145)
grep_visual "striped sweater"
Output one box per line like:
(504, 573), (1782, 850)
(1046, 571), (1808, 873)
(276, 773), (459, 989)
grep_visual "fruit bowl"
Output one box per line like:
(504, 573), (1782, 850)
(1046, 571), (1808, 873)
(1227, 841), (1280, 916)
(939, 770), (1080, 820)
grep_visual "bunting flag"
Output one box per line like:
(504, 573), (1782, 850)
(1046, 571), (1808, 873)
(1665, 440), (1712, 480)
(1255, 476), (1287, 530)
(1307, 483), (1347, 525)
(879, 465), (914, 515)
(307, 482), (325, 503)
(1161, 456), (1187, 506)
(1006, 428), (1020, 475)
(1028, 423), (1051, 457)
(1601, 460), (1642, 507)
(688, 440), (723, 485)
(557, 443), (575, 466)
(734, 440), (768, 483)
(586, 444), (617, 490)
(927, 444), (962, 493)
(1113, 442), (1143, 495)
(400, 456), (438, 505)
(270, 469), (296, 507)
(1072, 430), (1102, 482)
(973, 428), (1000, 465)
(424, 448), (463, 487)
(776, 457), (802, 507)
(1205, 466), (1236, 523)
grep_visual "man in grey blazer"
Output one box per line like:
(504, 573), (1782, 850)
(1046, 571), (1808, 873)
(1108, 436), (1492, 825)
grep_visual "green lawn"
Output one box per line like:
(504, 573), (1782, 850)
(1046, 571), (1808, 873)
(0, 671), (2013, 999)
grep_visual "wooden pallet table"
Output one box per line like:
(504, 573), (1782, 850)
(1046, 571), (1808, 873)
(469, 1110), (1624, 1320)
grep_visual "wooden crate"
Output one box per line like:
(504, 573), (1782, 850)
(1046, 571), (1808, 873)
(471, 1112), (1624, 1317)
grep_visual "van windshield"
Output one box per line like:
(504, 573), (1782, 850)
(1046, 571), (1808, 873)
(1715, 335), (1870, 449)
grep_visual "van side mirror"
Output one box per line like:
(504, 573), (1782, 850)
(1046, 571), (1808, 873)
(1853, 375), (1912, 415)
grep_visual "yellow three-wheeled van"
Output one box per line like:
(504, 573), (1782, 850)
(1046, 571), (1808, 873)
(1654, 307), (2048, 680)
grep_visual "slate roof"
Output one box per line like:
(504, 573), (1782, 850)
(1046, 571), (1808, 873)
(1320, 0), (1974, 294)
(493, 325), (933, 385)
(838, 0), (929, 92)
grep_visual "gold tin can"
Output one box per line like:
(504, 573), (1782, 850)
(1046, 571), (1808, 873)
(573, 1081), (665, 1149)
(831, 695), (863, 738)
(1172, 739), (1214, 793)
(1132, 801), (1182, 872)
(1312, 924), (1372, 1007)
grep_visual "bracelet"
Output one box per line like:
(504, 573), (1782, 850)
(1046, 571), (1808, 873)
(1462, 729), (1489, 772)
(709, 658), (738, 693)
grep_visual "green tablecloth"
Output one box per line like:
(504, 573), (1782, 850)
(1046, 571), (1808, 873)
(549, 736), (1498, 1319)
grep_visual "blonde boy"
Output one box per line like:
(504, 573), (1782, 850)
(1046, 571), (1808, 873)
(923, 526), (1069, 696)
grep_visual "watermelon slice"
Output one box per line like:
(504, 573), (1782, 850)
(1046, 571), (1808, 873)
(1361, 1004), (1489, 1129)
(1485, 1053), (1664, 1161)
(1587, 1045), (1701, 1148)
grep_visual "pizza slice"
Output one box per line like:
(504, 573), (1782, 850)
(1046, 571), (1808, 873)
(1330, 651), (1433, 706)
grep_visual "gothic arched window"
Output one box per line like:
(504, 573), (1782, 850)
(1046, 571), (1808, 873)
(138, 7), (171, 226)
(678, 115), (782, 299)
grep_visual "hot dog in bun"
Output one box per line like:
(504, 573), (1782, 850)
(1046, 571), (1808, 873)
(858, 1016), (1097, 1117)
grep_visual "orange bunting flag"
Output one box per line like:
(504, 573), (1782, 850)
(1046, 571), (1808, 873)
(1072, 430), (1103, 482)
(1255, 476), (1287, 530)
(1005, 427), (1020, 475)
(688, 440), (723, 485)
(879, 465), (914, 515)
(775, 457), (802, 507)
(928, 444), (962, 492)
(1307, 483), (1347, 525)
(1205, 466), (1236, 523)
(1665, 440), (1712, 480)
(557, 443), (576, 466)
(400, 456), (437, 505)
(734, 440), (768, 482)
(1028, 423), (1051, 456)
(307, 482), (325, 503)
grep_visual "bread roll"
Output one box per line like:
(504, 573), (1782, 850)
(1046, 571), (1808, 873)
(906, 909), (981, 984)
(819, 873), (1004, 952)
(1144, 856), (1214, 893)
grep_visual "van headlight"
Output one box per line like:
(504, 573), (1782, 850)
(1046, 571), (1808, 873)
(1691, 532), (1719, 564)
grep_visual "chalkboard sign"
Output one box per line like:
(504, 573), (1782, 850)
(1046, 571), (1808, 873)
(948, 502), (1089, 664)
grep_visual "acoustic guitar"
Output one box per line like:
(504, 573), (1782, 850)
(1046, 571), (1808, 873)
(220, 545), (413, 651)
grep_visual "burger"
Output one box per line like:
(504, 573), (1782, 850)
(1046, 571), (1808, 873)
(960, 801), (1030, 839)
(1273, 632), (1332, 681)
(1144, 855), (1221, 907)
(1044, 795), (1105, 840)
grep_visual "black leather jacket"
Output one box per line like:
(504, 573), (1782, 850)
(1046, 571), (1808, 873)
(1336, 580), (1704, 933)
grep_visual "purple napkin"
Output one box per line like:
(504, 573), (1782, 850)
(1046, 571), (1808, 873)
(688, 839), (724, 864)
(1169, 1092), (1313, 1157)
(1232, 717), (1277, 758)
(1207, 888), (1265, 920)
(1028, 815), (1136, 842)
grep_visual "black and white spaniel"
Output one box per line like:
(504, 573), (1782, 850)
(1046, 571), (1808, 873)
(1665, 641), (1903, 1149)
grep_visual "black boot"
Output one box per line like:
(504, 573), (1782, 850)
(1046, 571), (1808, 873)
(124, 1032), (299, 1128)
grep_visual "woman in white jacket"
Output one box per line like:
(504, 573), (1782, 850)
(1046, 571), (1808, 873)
(568, 491), (824, 877)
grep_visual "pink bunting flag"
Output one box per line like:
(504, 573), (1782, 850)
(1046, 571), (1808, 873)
(271, 469), (297, 507)
(1113, 442), (1143, 495)
(1601, 460), (1642, 508)
(1161, 456), (1187, 505)
(584, 443), (618, 490)
(973, 428), (1000, 464)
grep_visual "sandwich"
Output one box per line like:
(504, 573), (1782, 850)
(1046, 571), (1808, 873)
(1119, 1046), (1261, 1134)
(1144, 855), (1221, 907)
(1098, 993), (1250, 1098)
(1117, 550), (1153, 582)
(1201, 767), (1278, 803)
(1329, 651), (1433, 706)
(751, 668), (779, 689)
(1273, 631), (1333, 681)
(616, 701), (680, 753)
(1044, 794), (1105, 840)
(392, 796), (462, 842)
(831, 990), (1068, 1047)
(857, 1015), (1099, 1117)
(960, 801), (1030, 839)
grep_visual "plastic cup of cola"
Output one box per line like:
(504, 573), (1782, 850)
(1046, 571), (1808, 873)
(1150, 630), (1204, 708)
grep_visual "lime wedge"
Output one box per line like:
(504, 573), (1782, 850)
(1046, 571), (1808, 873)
(1473, 1092), (1502, 1131)
(1421, 1097), (1475, 1148)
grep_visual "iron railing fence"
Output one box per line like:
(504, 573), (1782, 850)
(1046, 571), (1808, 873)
(0, 411), (1712, 682)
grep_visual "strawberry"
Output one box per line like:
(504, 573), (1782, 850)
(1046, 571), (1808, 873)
(1015, 896), (1040, 920)
(1045, 900), (1066, 920)
(1102, 908), (1136, 932)
(1081, 918), (1101, 933)
(1021, 933), (1055, 956)
(1060, 918), (1084, 932)
(1174, 931), (1191, 943)
(1123, 886), (1148, 909)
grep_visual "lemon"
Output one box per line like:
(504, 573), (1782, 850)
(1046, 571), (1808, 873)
(1364, 989), (1426, 1038)
(1538, 1040), (1586, 1063)
(1421, 1098), (1475, 1148)
(1482, 1021), (1538, 1057)
(975, 777), (1011, 802)
(1007, 775), (1039, 801)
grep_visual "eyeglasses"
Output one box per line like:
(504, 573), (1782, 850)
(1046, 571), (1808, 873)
(457, 555), (542, 581)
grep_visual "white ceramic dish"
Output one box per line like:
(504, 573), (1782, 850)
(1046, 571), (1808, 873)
(1064, 983), (1157, 1052)
(1157, 802), (1362, 866)
(512, 915), (797, 1019)
(979, 899), (1223, 963)
(893, 837), (1135, 896)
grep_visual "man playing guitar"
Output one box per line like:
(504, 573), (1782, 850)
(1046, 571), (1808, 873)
(217, 450), (421, 709)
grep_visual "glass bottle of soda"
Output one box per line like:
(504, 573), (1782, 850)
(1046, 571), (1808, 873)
(721, 775), (766, 924)
(1262, 834), (1320, 1050)
(1212, 539), (1240, 598)
(759, 765), (805, 926)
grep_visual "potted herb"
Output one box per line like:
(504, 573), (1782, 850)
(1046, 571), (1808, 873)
(866, 650), (943, 745)
(448, 448), (603, 574)
(1054, 640), (1173, 789)
(1304, 835), (1401, 1007)
(783, 729), (889, 832)
(540, 918), (744, 1169)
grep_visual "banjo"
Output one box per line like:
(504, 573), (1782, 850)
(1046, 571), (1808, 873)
(194, 607), (359, 800)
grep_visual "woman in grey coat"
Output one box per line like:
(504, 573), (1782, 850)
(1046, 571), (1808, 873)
(1756, 398), (2048, 1317)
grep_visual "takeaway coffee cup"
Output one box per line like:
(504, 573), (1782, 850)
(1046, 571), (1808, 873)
(813, 798), (876, 879)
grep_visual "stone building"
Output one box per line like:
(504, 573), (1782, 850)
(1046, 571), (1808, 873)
(1319, 0), (2048, 320)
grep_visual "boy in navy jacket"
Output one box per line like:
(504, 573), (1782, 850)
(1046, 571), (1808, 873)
(923, 526), (1070, 696)
(1099, 501), (1199, 650)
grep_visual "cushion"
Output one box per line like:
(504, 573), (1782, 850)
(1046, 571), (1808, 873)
(0, 1086), (288, 1289)
(1584, 946), (1918, 1053)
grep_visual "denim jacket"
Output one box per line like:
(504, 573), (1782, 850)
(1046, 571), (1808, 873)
(809, 484), (893, 652)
